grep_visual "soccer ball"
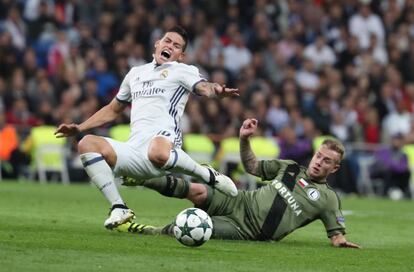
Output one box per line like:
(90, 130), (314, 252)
(173, 208), (213, 247)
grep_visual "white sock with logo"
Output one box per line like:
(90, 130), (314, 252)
(80, 152), (124, 206)
(161, 148), (210, 182)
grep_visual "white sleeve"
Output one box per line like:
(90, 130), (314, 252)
(116, 69), (133, 103)
(348, 16), (359, 37)
(177, 64), (206, 93)
(371, 16), (385, 45)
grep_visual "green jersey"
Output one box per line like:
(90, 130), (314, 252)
(251, 159), (346, 240)
(204, 159), (346, 241)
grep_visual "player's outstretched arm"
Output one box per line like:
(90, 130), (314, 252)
(194, 81), (239, 98)
(330, 234), (361, 249)
(55, 98), (127, 138)
(239, 118), (260, 176)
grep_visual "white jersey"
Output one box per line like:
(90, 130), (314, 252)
(116, 59), (205, 148)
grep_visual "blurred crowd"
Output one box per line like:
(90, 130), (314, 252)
(0, 0), (413, 198)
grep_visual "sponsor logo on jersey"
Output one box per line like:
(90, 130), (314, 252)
(307, 188), (320, 201)
(271, 179), (303, 216)
(160, 70), (169, 79)
(131, 81), (166, 99)
(131, 88), (166, 99)
(297, 178), (309, 188)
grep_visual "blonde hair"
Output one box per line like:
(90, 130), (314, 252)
(321, 138), (345, 162)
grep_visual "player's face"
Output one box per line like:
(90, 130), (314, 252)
(154, 32), (185, 65)
(307, 145), (340, 181)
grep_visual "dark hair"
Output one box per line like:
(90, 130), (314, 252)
(166, 25), (188, 52)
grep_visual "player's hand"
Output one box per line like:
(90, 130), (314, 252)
(54, 123), (81, 138)
(331, 234), (361, 249)
(214, 84), (239, 98)
(338, 241), (361, 249)
(239, 118), (258, 140)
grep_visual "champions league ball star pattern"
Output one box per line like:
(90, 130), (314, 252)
(173, 208), (213, 247)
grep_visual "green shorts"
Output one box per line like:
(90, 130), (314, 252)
(197, 186), (260, 240)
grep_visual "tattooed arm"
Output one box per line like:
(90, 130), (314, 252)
(239, 118), (260, 177)
(194, 81), (239, 98)
(240, 138), (260, 176)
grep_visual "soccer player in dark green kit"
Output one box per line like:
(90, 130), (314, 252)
(118, 118), (360, 248)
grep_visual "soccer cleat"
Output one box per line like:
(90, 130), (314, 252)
(115, 221), (161, 235)
(104, 204), (135, 229)
(161, 223), (174, 235)
(120, 176), (144, 186)
(203, 165), (238, 197)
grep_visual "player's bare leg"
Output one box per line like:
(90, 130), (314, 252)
(148, 136), (237, 196)
(78, 135), (135, 229)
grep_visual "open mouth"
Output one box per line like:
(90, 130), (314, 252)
(161, 50), (171, 59)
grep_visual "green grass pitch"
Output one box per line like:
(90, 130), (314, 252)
(1, 181), (413, 272)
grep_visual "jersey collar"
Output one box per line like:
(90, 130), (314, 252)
(305, 171), (327, 184)
(152, 57), (178, 69)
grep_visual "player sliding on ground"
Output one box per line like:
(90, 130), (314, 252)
(117, 118), (361, 248)
(54, 26), (238, 229)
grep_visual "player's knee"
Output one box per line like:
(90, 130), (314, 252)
(78, 135), (96, 153)
(148, 147), (170, 167)
(187, 184), (208, 206)
(78, 135), (104, 154)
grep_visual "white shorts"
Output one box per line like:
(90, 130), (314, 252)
(103, 128), (180, 179)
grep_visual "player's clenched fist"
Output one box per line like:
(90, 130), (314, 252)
(239, 118), (258, 140)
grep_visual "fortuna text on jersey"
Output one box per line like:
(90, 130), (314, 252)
(271, 179), (303, 216)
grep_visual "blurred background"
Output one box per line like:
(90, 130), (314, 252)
(0, 0), (413, 200)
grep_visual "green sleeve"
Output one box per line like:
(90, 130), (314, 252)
(320, 191), (346, 237)
(257, 159), (295, 181)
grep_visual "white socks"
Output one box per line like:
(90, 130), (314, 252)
(161, 148), (210, 182)
(80, 152), (124, 206)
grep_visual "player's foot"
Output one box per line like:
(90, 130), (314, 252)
(120, 176), (144, 186)
(203, 165), (238, 197)
(161, 223), (174, 235)
(104, 204), (135, 229)
(115, 221), (160, 235)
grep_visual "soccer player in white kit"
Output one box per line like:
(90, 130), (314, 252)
(55, 26), (239, 229)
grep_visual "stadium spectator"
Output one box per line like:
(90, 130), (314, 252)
(64, 43), (86, 81)
(0, 110), (30, 179)
(295, 59), (320, 111)
(349, 0), (385, 50)
(6, 98), (41, 135)
(263, 40), (289, 86)
(25, 0), (57, 43)
(223, 29), (252, 76)
(308, 94), (332, 135)
(0, 110), (18, 177)
(3, 5), (26, 52)
(382, 100), (411, 143)
(266, 94), (289, 136)
(362, 106), (381, 144)
(370, 133), (412, 199)
(303, 35), (337, 70)
(191, 25), (222, 70)
(336, 35), (360, 70)
(0, 31), (19, 78)
(85, 56), (118, 104)
(278, 124), (312, 166)
(277, 27), (301, 64)
(330, 111), (350, 142)
(322, 3), (346, 50)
